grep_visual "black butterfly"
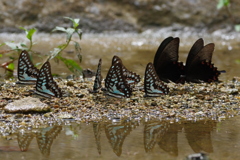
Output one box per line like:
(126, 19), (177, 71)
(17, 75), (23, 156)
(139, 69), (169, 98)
(144, 63), (169, 97)
(153, 37), (184, 83)
(112, 56), (140, 88)
(36, 126), (62, 156)
(35, 61), (62, 98)
(17, 50), (39, 85)
(105, 60), (132, 98)
(184, 38), (223, 83)
(92, 59), (102, 92)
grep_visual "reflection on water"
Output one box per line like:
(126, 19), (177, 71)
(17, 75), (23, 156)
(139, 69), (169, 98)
(1, 117), (240, 160)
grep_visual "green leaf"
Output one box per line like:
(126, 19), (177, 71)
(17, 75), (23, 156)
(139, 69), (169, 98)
(66, 28), (75, 42)
(64, 17), (80, 29)
(26, 28), (36, 41)
(7, 63), (14, 71)
(57, 56), (82, 74)
(235, 59), (240, 64)
(0, 42), (5, 47)
(74, 42), (82, 63)
(5, 42), (27, 50)
(19, 27), (36, 41)
(0, 54), (2, 58)
(217, 0), (230, 9)
(235, 24), (240, 32)
(52, 26), (67, 33)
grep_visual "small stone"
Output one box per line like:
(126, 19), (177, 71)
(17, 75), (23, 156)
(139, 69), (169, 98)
(66, 81), (75, 86)
(4, 97), (50, 113)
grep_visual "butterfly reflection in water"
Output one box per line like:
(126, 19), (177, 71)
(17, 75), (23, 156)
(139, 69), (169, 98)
(144, 63), (169, 97)
(35, 61), (62, 98)
(105, 60), (132, 98)
(17, 50), (39, 85)
(112, 56), (140, 88)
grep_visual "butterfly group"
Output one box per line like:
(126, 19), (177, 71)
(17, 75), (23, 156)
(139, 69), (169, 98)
(17, 50), (62, 98)
(153, 37), (224, 83)
(17, 36), (224, 99)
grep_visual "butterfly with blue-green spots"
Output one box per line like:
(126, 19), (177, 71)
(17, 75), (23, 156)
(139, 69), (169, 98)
(112, 56), (140, 88)
(35, 61), (62, 98)
(144, 63), (169, 97)
(92, 58), (102, 92)
(17, 50), (39, 85)
(105, 59), (132, 98)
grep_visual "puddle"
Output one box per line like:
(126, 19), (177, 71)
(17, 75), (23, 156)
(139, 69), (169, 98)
(0, 117), (240, 160)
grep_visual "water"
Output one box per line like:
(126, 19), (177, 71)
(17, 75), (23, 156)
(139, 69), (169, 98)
(0, 117), (240, 160)
(0, 31), (240, 159)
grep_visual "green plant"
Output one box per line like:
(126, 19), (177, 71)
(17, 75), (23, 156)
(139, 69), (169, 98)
(217, 0), (240, 31)
(51, 17), (83, 76)
(0, 16), (83, 78)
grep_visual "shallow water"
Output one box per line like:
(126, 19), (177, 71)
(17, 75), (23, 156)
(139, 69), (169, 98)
(0, 31), (240, 160)
(0, 117), (240, 160)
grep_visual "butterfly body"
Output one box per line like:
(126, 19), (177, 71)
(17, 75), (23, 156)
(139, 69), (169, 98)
(35, 61), (62, 98)
(144, 63), (169, 97)
(105, 60), (132, 98)
(17, 50), (39, 85)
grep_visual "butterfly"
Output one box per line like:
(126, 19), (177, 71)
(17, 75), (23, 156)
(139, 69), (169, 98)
(36, 126), (62, 156)
(144, 63), (169, 97)
(184, 38), (223, 83)
(153, 37), (184, 83)
(112, 56), (140, 88)
(17, 50), (39, 85)
(105, 60), (132, 98)
(35, 61), (62, 98)
(92, 59), (102, 92)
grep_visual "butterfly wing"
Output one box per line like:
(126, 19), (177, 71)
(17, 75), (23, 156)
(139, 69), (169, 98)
(105, 61), (132, 98)
(93, 59), (102, 92)
(112, 56), (141, 87)
(35, 61), (62, 98)
(153, 37), (184, 83)
(17, 50), (39, 84)
(144, 63), (169, 97)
